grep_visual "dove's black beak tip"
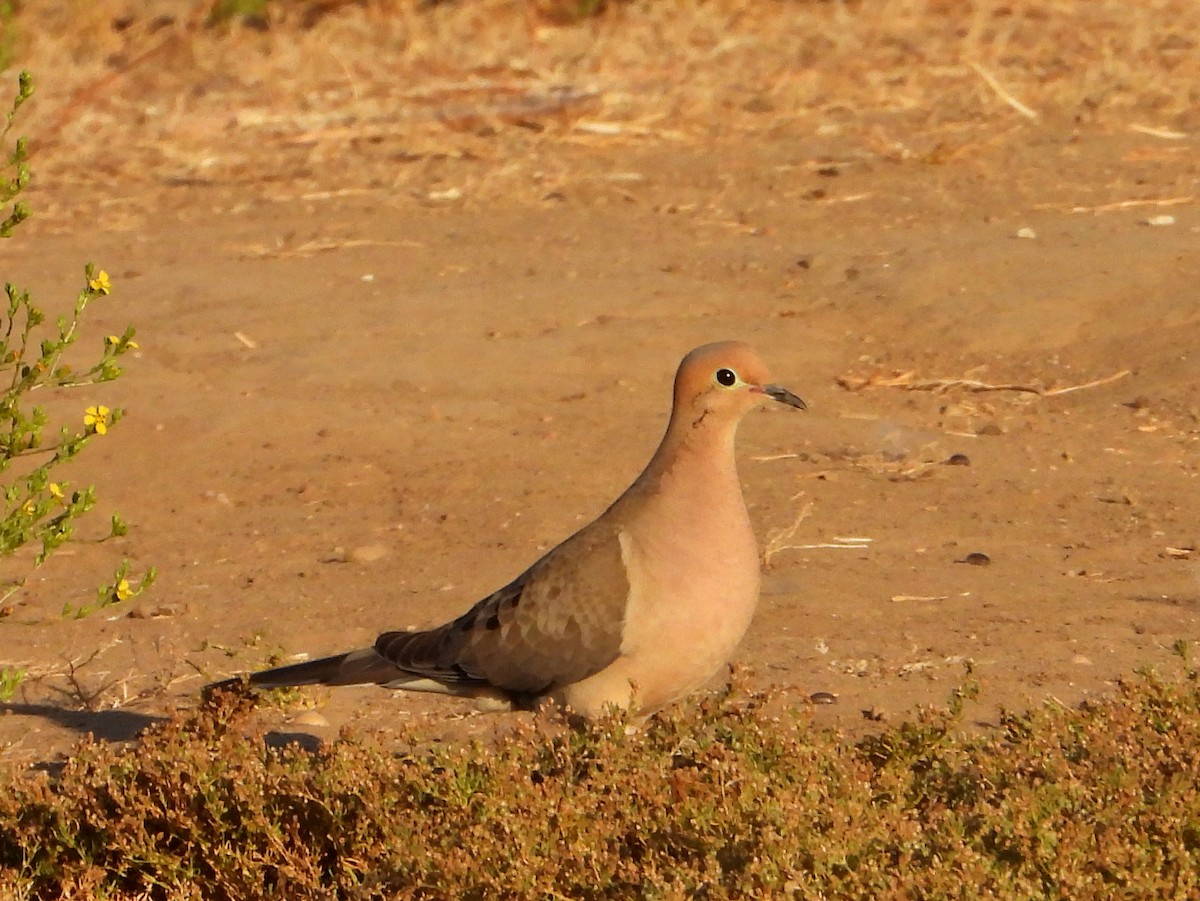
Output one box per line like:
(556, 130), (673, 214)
(763, 384), (807, 410)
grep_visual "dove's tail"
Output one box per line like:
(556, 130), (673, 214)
(203, 647), (400, 699)
(204, 646), (518, 708)
(248, 647), (400, 687)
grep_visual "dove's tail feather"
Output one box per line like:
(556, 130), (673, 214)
(204, 647), (520, 708)
(203, 648), (401, 699)
(249, 647), (401, 687)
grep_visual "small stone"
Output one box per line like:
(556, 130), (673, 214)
(347, 544), (388, 564)
(127, 604), (182, 620)
(975, 421), (1004, 436)
(290, 711), (330, 728)
(1144, 214), (1175, 227)
(1016, 227), (1037, 239)
(945, 453), (971, 466)
(809, 691), (838, 705)
(742, 96), (775, 114)
(1071, 654), (1093, 666)
(961, 552), (991, 566)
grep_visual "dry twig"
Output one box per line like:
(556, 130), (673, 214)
(837, 368), (1131, 397)
(1129, 123), (1187, 140)
(762, 493), (815, 569)
(1034, 196), (1194, 214)
(968, 62), (1038, 120)
(238, 238), (423, 260)
(38, 640), (124, 712)
(1042, 370), (1133, 396)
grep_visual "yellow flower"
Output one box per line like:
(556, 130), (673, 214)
(84, 405), (110, 435)
(49, 483), (64, 501)
(105, 334), (139, 351)
(21, 500), (35, 515)
(115, 579), (133, 601)
(89, 270), (111, 295)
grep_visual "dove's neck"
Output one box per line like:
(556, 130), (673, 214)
(636, 409), (743, 499)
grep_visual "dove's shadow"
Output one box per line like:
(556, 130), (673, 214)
(0, 702), (165, 743)
(1, 702), (169, 776)
(264, 730), (323, 752)
(2, 699), (323, 765)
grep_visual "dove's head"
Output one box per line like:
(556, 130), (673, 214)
(672, 341), (806, 427)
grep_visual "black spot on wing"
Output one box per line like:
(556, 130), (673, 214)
(453, 581), (526, 634)
(373, 629), (486, 684)
(370, 575), (534, 686)
(491, 581), (525, 613)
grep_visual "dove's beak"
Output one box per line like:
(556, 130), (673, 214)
(757, 384), (807, 410)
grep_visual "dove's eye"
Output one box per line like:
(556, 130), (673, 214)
(715, 368), (737, 387)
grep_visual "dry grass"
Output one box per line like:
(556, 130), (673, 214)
(4, 0), (1199, 230)
(836, 366), (1133, 397)
(0, 663), (1198, 898)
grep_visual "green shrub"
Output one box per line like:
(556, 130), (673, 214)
(1, 669), (1199, 899)
(0, 71), (154, 629)
(208, 0), (270, 27)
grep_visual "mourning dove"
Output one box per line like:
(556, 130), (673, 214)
(211, 341), (805, 719)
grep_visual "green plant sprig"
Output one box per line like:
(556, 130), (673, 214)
(0, 69), (31, 238)
(0, 70), (154, 616)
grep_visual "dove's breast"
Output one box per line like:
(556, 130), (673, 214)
(562, 447), (763, 717)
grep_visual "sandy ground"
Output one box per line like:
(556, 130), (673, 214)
(0, 1), (1198, 763)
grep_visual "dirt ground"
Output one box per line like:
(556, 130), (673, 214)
(0, 1), (1198, 765)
